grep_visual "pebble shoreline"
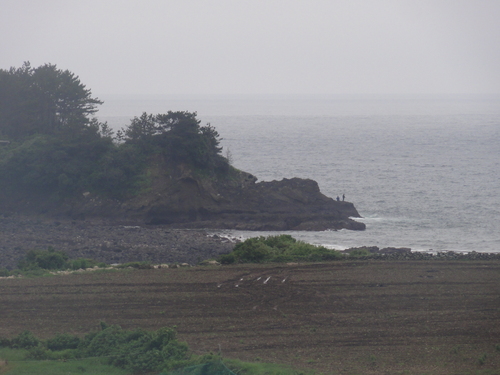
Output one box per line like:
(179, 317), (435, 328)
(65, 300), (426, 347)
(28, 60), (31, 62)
(1, 215), (499, 270)
(343, 251), (500, 261)
(0, 215), (235, 270)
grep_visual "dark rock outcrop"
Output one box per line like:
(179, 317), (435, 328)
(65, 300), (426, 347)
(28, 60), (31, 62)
(140, 175), (365, 231)
(2, 166), (365, 231)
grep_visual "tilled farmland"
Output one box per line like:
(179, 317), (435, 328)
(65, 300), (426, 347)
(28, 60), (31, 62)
(1, 261), (500, 374)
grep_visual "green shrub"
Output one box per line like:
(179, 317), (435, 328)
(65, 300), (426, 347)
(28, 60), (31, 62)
(79, 324), (189, 373)
(1, 326), (307, 375)
(308, 246), (343, 261)
(222, 235), (343, 264)
(84, 325), (126, 357)
(218, 253), (236, 264)
(233, 240), (273, 263)
(27, 343), (49, 360)
(0, 268), (10, 277)
(46, 333), (81, 351)
(262, 234), (296, 250)
(14, 248), (106, 275)
(287, 242), (318, 256)
(18, 247), (68, 270)
(70, 258), (98, 270)
(0, 336), (11, 348)
(11, 331), (40, 349)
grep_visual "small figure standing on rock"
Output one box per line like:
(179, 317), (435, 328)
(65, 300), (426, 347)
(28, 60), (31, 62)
(342, 194), (345, 201)
(336, 196), (340, 201)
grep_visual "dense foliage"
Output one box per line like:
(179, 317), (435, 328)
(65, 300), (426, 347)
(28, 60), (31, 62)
(0, 329), (309, 375)
(0, 247), (107, 277)
(218, 235), (343, 264)
(0, 63), (229, 202)
(18, 247), (106, 271)
(0, 325), (193, 373)
(0, 62), (102, 141)
(118, 110), (228, 173)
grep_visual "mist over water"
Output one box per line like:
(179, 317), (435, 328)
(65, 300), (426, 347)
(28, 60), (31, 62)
(98, 95), (500, 253)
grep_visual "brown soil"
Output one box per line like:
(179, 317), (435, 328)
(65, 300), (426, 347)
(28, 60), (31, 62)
(1, 261), (500, 374)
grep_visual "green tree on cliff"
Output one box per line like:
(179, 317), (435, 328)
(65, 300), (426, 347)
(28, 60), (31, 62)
(0, 62), (102, 140)
(0, 62), (230, 203)
(120, 110), (227, 172)
(0, 62), (121, 199)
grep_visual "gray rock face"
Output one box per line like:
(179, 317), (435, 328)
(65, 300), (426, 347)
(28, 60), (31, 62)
(142, 176), (365, 231)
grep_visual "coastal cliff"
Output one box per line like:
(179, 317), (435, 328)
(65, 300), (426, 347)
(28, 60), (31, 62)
(53, 163), (365, 231)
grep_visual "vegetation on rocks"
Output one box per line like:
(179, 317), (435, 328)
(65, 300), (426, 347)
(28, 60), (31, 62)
(218, 236), (500, 264)
(218, 235), (343, 264)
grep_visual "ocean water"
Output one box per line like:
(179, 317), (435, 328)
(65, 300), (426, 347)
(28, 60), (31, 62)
(97, 94), (500, 253)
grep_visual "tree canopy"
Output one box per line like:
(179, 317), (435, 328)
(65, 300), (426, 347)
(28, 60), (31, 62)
(120, 110), (225, 171)
(0, 63), (230, 202)
(0, 62), (102, 140)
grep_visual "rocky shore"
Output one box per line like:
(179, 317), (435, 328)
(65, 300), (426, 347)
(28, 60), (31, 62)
(0, 215), (235, 270)
(2, 215), (499, 271)
(343, 246), (500, 261)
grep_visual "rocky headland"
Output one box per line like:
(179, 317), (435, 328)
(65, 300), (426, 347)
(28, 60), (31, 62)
(0, 163), (367, 269)
(3, 163), (365, 232)
(140, 173), (365, 231)
(4, 163), (498, 272)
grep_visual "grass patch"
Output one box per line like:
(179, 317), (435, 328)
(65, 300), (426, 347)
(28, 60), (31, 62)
(0, 347), (127, 374)
(224, 358), (313, 375)
(0, 349), (309, 375)
(0, 356), (129, 375)
(0, 347), (28, 361)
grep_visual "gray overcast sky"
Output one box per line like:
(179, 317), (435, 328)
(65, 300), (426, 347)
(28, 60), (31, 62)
(1, 0), (499, 96)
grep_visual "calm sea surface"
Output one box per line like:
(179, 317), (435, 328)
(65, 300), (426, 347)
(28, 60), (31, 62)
(98, 95), (500, 253)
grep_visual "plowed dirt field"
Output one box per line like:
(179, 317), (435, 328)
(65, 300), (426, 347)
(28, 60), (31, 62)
(1, 261), (500, 374)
